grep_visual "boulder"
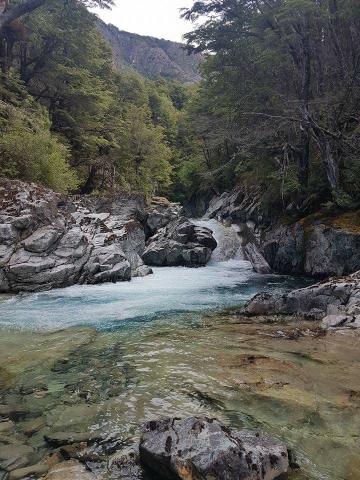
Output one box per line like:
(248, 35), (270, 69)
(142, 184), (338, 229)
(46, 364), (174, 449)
(204, 186), (266, 227)
(146, 197), (183, 235)
(108, 445), (144, 480)
(321, 314), (350, 329)
(8, 463), (49, 480)
(0, 180), (153, 293)
(45, 460), (95, 480)
(23, 227), (62, 253)
(0, 444), (38, 472)
(142, 218), (217, 267)
(242, 270), (360, 329)
(244, 243), (272, 274)
(139, 417), (289, 480)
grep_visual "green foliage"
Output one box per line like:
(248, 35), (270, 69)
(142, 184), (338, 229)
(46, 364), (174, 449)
(0, 0), (180, 196)
(0, 98), (77, 192)
(176, 0), (360, 209)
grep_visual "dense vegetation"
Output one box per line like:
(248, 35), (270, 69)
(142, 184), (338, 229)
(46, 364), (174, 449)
(0, 0), (360, 213)
(181, 0), (360, 211)
(0, 0), (189, 195)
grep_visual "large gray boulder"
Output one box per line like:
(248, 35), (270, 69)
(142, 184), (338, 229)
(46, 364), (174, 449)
(0, 180), (151, 292)
(242, 270), (360, 329)
(146, 196), (183, 235)
(139, 417), (289, 480)
(142, 217), (217, 267)
(205, 186), (266, 226)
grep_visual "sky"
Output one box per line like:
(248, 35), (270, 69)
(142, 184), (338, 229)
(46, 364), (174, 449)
(92, 0), (195, 42)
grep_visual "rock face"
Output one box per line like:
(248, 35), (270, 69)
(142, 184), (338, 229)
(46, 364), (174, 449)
(0, 180), (152, 293)
(142, 217), (217, 267)
(243, 270), (360, 329)
(262, 220), (360, 277)
(204, 190), (272, 274)
(0, 180), (219, 292)
(205, 185), (360, 277)
(99, 21), (202, 84)
(146, 196), (183, 236)
(139, 417), (290, 480)
(205, 186), (266, 226)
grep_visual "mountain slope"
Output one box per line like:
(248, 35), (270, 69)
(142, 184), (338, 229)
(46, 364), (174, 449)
(98, 22), (202, 83)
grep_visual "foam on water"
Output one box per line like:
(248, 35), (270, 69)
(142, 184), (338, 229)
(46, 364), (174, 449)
(0, 220), (301, 331)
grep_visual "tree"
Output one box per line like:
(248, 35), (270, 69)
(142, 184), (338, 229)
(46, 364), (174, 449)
(0, 0), (113, 34)
(181, 0), (360, 205)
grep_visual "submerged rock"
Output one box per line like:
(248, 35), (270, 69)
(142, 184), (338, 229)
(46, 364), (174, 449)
(45, 460), (95, 480)
(139, 417), (289, 480)
(143, 217), (217, 267)
(8, 463), (49, 480)
(0, 444), (38, 472)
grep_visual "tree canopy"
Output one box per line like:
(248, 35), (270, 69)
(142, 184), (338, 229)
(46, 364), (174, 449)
(179, 0), (360, 210)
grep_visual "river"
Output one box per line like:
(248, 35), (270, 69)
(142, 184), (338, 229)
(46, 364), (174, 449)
(0, 219), (358, 479)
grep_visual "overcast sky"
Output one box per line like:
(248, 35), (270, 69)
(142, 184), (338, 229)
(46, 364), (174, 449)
(92, 0), (195, 42)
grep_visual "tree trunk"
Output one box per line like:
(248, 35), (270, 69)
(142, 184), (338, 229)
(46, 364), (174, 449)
(313, 129), (339, 190)
(0, 0), (46, 35)
(81, 165), (98, 195)
(298, 14), (311, 188)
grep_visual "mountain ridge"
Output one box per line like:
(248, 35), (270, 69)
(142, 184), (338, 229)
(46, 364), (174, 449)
(98, 21), (202, 83)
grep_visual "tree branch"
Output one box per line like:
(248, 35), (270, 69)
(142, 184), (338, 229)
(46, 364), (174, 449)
(0, 0), (47, 34)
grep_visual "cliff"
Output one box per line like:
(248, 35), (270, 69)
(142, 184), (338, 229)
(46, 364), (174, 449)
(98, 22), (202, 83)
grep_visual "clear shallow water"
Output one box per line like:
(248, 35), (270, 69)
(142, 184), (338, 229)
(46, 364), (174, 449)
(1, 220), (358, 480)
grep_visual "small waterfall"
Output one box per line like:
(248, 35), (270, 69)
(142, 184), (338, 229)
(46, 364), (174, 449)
(193, 218), (244, 263)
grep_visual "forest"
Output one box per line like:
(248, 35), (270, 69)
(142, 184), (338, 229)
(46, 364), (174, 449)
(0, 0), (360, 214)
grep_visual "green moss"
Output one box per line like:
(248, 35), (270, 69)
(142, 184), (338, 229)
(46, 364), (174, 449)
(331, 211), (360, 234)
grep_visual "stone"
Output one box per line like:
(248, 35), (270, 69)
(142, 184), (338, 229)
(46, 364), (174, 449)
(0, 179), (154, 292)
(0, 444), (37, 472)
(8, 463), (49, 480)
(21, 417), (45, 437)
(244, 242), (272, 274)
(44, 431), (101, 447)
(263, 222), (360, 277)
(23, 227), (62, 253)
(108, 445), (144, 480)
(143, 217), (216, 267)
(11, 214), (35, 230)
(0, 224), (16, 243)
(45, 460), (95, 480)
(139, 417), (289, 480)
(0, 421), (14, 434)
(242, 270), (360, 329)
(0, 405), (28, 421)
(321, 314), (350, 329)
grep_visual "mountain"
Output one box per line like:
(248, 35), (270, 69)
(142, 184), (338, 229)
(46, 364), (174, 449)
(98, 22), (202, 84)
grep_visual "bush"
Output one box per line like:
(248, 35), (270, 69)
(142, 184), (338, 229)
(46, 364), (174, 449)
(0, 117), (78, 193)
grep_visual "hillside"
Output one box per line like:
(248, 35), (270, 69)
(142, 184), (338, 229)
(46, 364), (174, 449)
(98, 21), (202, 83)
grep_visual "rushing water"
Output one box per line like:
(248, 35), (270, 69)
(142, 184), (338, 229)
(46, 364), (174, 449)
(0, 220), (359, 480)
(0, 219), (299, 332)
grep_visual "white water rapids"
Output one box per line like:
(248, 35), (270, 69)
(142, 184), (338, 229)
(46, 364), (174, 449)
(0, 219), (300, 331)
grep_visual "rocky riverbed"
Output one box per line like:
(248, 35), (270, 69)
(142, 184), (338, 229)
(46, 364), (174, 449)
(0, 309), (359, 479)
(1, 179), (360, 479)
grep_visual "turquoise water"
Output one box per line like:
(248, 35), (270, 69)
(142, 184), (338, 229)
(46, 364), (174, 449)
(4, 221), (355, 480)
(0, 261), (304, 332)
